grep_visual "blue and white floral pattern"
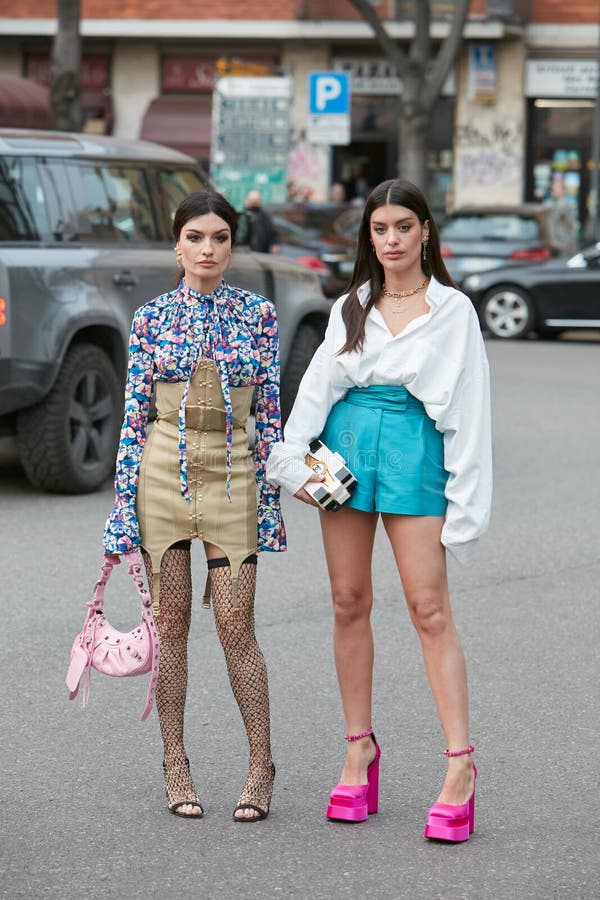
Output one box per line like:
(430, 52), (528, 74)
(103, 279), (287, 556)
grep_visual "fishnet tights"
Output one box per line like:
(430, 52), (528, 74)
(142, 548), (202, 812)
(210, 560), (275, 815)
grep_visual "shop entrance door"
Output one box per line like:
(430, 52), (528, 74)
(333, 141), (390, 201)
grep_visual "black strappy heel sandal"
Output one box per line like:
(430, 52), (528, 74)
(163, 757), (204, 819)
(233, 762), (275, 822)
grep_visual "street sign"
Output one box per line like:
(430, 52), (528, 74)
(307, 72), (351, 146)
(308, 72), (350, 115)
(468, 44), (497, 104)
(307, 114), (351, 146)
(210, 76), (292, 207)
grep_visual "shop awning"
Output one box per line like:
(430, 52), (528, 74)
(0, 75), (50, 129)
(139, 94), (211, 160)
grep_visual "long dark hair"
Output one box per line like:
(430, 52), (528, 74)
(340, 178), (454, 354)
(173, 190), (238, 282)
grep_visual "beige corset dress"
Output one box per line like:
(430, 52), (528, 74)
(137, 359), (257, 613)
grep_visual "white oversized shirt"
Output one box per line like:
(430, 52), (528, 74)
(266, 276), (492, 563)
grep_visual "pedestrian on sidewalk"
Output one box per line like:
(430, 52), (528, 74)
(244, 190), (279, 253)
(103, 190), (286, 821)
(267, 178), (491, 840)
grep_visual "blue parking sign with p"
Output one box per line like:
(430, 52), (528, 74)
(308, 72), (350, 115)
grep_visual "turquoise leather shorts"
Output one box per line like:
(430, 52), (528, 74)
(319, 385), (448, 516)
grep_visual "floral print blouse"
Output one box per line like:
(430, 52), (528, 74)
(103, 279), (287, 556)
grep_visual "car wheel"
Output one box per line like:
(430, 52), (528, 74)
(17, 343), (121, 494)
(281, 320), (325, 423)
(479, 286), (534, 339)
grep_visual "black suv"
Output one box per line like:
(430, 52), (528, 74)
(0, 129), (332, 493)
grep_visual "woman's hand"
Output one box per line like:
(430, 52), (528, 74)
(294, 473), (325, 507)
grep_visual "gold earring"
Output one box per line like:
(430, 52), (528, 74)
(174, 246), (182, 265)
(422, 240), (428, 262)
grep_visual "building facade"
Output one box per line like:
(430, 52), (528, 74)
(0, 0), (598, 224)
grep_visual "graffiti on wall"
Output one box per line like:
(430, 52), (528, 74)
(288, 135), (329, 201)
(455, 120), (523, 201)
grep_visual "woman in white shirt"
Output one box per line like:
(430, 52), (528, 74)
(267, 179), (491, 841)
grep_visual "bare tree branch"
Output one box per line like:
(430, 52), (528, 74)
(346, 0), (407, 76)
(344, 0), (471, 187)
(424, 0), (470, 106)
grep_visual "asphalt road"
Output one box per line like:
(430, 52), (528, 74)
(1, 337), (599, 900)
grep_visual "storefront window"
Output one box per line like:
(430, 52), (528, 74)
(526, 99), (593, 235)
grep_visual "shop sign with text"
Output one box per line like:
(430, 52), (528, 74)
(332, 58), (455, 96)
(526, 60), (598, 99)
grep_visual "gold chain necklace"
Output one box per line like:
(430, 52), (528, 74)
(382, 277), (429, 300)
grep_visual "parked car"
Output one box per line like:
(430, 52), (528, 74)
(268, 202), (363, 251)
(462, 244), (600, 339)
(0, 129), (332, 493)
(439, 204), (578, 286)
(269, 215), (354, 297)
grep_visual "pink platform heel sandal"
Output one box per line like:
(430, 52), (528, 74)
(326, 727), (381, 823)
(424, 744), (477, 842)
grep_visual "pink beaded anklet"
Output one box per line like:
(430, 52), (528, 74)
(443, 744), (475, 757)
(344, 727), (374, 742)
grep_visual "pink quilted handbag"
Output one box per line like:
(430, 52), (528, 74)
(66, 551), (160, 720)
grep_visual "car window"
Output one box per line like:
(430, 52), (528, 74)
(273, 217), (319, 243)
(288, 205), (362, 240)
(300, 208), (341, 230)
(0, 157), (51, 240)
(66, 162), (156, 243)
(103, 166), (157, 241)
(333, 208), (362, 239)
(156, 167), (208, 229)
(441, 214), (540, 242)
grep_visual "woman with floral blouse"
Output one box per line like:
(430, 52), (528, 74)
(103, 191), (286, 821)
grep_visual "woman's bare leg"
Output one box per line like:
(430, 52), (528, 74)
(381, 514), (475, 805)
(320, 507), (379, 784)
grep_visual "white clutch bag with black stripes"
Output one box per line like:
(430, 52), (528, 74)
(304, 440), (358, 512)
